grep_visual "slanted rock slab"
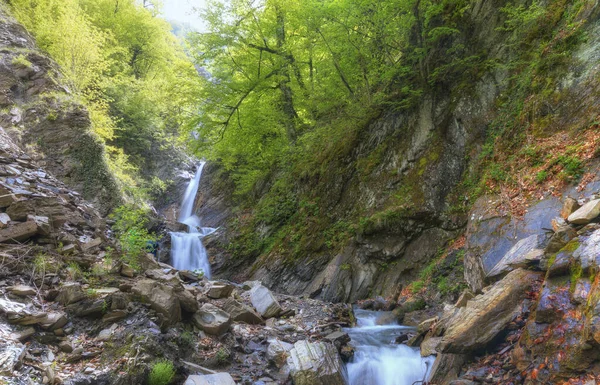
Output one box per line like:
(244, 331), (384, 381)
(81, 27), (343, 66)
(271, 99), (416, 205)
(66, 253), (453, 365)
(206, 282), (234, 299)
(439, 269), (541, 354)
(250, 285), (282, 319)
(568, 199), (600, 225)
(0, 221), (38, 243)
(287, 340), (347, 385)
(184, 373), (236, 385)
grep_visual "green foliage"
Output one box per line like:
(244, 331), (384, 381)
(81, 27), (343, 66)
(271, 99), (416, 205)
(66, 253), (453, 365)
(11, 54), (31, 68)
(215, 347), (230, 365)
(110, 204), (156, 270)
(148, 360), (175, 385)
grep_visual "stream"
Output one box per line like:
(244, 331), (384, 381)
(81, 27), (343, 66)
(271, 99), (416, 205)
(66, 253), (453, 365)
(345, 309), (435, 385)
(170, 162), (215, 278)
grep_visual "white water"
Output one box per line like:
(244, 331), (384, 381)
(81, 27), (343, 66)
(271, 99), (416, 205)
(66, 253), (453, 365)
(345, 309), (435, 385)
(170, 162), (215, 278)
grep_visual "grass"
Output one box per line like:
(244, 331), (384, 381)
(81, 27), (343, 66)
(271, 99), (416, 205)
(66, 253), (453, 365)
(148, 360), (175, 385)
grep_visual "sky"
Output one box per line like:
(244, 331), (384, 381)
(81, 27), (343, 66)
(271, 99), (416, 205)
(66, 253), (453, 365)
(161, 0), (208, 31)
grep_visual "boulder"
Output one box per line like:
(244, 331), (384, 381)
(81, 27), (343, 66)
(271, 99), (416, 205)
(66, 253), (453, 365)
(250, 285), (282, 319)
(193, 303), (231, 335)
(561, 197), (580, 219)
(132, 279), (181, 327)
(568, 199), (600, 225)
(439, 269), (540, 353)
(7, 285), (36, 296)
(184, 373), (236, 385)
(221, 298), (263, 324)
(0, 221), (38, 243)
(206, 282), (234, 299)
(120, 264), (135, 278)
(176, 288), (199, 313)
(287, 340), (347, 385)
(267, 339), (294, 368)
(56, 282), (86, 305)
(486, 234), (547, 278)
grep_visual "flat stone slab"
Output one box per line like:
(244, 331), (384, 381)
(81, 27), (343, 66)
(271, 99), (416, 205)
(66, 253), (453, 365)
(568, 199), (600, 225)
(184, 373), (236, 385)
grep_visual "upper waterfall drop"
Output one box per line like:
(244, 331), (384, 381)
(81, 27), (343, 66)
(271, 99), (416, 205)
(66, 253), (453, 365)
(170, 162), (215, 278)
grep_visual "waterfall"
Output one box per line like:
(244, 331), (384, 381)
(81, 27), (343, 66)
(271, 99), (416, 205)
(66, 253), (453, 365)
(344, 309), (435, 385)
(170, 162), (215, 278)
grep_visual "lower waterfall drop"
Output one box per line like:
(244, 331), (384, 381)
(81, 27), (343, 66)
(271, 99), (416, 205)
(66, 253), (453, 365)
(345, 309), (435, 385)
(170, 162), (215, 278)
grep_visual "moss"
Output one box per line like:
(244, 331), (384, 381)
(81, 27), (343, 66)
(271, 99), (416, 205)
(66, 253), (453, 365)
(570, 262), (583, 293)
(11, 53), (31, 68)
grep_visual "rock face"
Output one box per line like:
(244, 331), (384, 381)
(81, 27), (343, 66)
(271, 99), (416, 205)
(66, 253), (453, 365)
(485, 234), (548, 279)
(287, 340), (347, 385)
(439, 269), (540, 353)
(250, 285), (282, 319)
(192, 303), (231, 335)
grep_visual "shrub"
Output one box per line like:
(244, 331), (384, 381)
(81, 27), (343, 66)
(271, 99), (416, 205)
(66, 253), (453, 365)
(148, 360), (175, 385)
(110, 204), (156, 271)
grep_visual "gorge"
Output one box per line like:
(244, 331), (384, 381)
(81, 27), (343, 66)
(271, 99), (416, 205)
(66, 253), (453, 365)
(0, 1), (600, 385)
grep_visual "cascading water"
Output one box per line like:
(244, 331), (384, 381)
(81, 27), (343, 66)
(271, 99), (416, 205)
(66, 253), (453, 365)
(345, 309), (435, 385)
(170, 162), (215, 278)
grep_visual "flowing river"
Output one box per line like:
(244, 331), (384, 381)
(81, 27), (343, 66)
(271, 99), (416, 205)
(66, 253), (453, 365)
(345, 309), (435, 385)
(170, 162), (215, 278)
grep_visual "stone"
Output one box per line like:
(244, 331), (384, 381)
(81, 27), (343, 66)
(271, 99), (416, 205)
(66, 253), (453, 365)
(0, 213), (10, 228)
(7, 285), (36, 296)
(39, 312), (68, 331)
(0, 342), (25, 375)
(184, 373), (236, 385)
(324, 331), (350, 347)
(176, 288), (199, 313)
(10, 327), (35, 342)
(561, 197), (580, 219)
(287, 340), (347, 385)
(0, 220), (38, 243)
(193, 303), (231, 335)
(56, 282), (86, 305)
(0, 194), (17, 208)
(545, 226), (578, 254)
(120, 264), (135, 278)
(267, 339), (294, 368)
(439, 269), (540, 353)
(28, 215), (50, 235)
(207, 282), (234, 299)
(102, 310), (127, 323)
(58, 341), (73, 353)
(250, 285), (282, 319)
(132, 279), (181, 327)
(487, 234), (547, 278)
(97, 328), (112, 341)
(568, 199), (600, 225)
(78, 236), (101, 251)
(221, 298), (263, 324)
(418, 318), (438, 335)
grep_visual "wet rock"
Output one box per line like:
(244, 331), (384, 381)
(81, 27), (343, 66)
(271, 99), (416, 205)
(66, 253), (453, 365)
(0, 220), (38, 242)
(56, 282), (86, 305)
(184, 373), (236, 385)
(0, 341), (25, 375)
(250, 285), (282, 319)
(207, 282), (234, 299)
(439, 269), (540, 353)
(221, 298), (263, 324)
(193, 303), (231, 335)
(561, 197), (580, 219)
(324, 331), (350, 349)
(287, 340), (347, 385)
(267, 339), (294, 368)
(568, 198), (600, 225)
(7, 284), (36, 296)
